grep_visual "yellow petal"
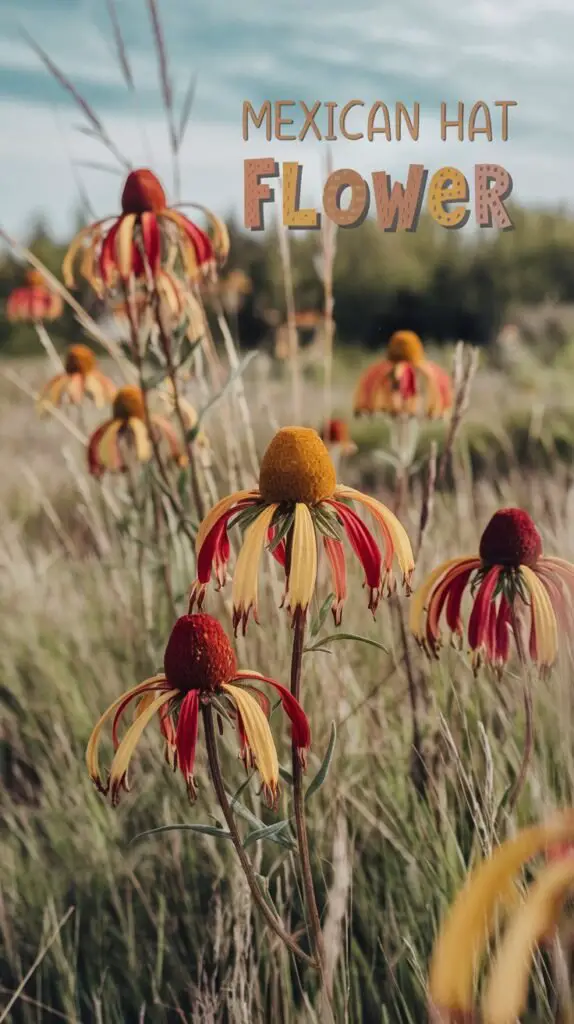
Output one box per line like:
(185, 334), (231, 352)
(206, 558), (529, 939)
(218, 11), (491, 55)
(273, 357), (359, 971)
(285, 503), (317, 614)
(409, 558), (472, 640)
(116, 214), (137, 278)
(108, 688), (178, 802)
(196, 490), (259, 552)
(428, 811), (574, 1014)
(334, 484), (415, 583)
(62, 224), (98, 288)
(84, 372), (105, 408)
(521, 564), (558, 669)
(98, 420), (124, 470)
(223, 683), (279, 791)
(232, 504), (278, 630)
(128, 417), (152, 463)
(482, 858), (574, 1024)
(85, 676), (167, 784)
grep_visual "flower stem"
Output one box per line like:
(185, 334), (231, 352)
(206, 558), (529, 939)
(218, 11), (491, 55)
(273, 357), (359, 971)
(202, 703), (316, 968)
(505, 605), (534, 818)
(290, 612), (330, 995)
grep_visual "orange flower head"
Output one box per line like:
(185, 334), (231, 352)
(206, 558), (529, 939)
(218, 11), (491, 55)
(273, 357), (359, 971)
(387, 330), (425, 365)
(259, 426), (337, 505)
(112, 386), (145, 422)
(121, 168), (167, 214)
(25, 269), (46, 287)
(65, 344), (97, 376)
(163, 614), (237, 693)
(479, 508), (542, 569)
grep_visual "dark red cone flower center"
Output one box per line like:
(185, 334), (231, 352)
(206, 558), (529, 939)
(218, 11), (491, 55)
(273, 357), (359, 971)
(121, 169), (167, 214)
(163, 614), (237, 693)
(479, 508), (542, 568)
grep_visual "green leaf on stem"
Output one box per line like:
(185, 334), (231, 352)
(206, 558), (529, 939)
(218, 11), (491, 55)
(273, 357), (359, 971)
(309, 594), (335, 637)
(243, 819), (294, 849)
(279, 765), (293, 786)
(227, 789), (296, 850)
(129, 823), (233, 844)
(304, 633), (388, 655)
(305, 722), (337, 803)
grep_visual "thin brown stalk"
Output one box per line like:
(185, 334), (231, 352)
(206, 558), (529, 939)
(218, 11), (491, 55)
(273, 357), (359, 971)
(416, 441), (438, 558)
(21, 31), (130, 170)
(277, 216), (302, 423)
(321, 150), (337, 425)
(202, 704), (316, 968)
(214, 303), (260, 481)
(104, 0), (134, 89)
(438, 343), (479, 485)
(146, 0), (179, 198)
(290, 611), (332, 1012)
(393, 595), (428, 798)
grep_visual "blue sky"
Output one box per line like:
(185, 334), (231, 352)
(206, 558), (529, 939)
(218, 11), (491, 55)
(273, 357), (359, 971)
(0, 0), (573, 239)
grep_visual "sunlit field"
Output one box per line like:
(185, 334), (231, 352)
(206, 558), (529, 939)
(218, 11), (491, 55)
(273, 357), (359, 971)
(3, 340), (574, 1023)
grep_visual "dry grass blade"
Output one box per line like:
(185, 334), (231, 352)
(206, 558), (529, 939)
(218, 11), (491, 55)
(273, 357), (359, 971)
(104, 0), (134, 90)
(0, 906), (75, 1022)
(177, 71), (197, 149)
(20, 29), (130, 170)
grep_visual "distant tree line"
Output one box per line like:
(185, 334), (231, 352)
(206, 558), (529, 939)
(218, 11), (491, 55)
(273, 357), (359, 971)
(2, 202), (574, 355)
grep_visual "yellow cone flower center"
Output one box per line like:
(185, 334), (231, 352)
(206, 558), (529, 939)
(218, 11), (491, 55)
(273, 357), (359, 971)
(65, 344), (97, 375)
(113, 386), (146, 421)
(387, 330), (425, 365)
(259, 426), (337, 504)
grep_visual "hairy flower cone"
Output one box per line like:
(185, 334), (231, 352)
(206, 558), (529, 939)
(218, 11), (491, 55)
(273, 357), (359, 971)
(121, 169), (167, 214)
(163, 614), (237, 693)
(65, 344), (97, 375)
(479, 507), (542, 568)
(25, 269), (47, 287)
(259, 426), (337, 504)
(112, 386), (146, 421)
(387, 330), (425, 365)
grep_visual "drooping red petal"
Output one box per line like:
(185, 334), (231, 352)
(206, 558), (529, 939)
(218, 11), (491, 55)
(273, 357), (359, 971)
(111, 679), (169, 749)
(326, 500), (382, 613)
(267, 525), (287, 568)
(397, 363), (417, 399)
(467, 567), (501, 652)
(426, 562), (477, 649)
(196, 502), (253, 586)
(87, 420), (112, 477)
(323, 536), (347, 625)
(175, 690), (200, 783)
(99, 219), (123, 285)
(495, 595), (511, 666)
(445, 564), (479, 634)
(235, 672), (311, 751)
(140, 212), (161, 277)
(172, 213), (214, 268)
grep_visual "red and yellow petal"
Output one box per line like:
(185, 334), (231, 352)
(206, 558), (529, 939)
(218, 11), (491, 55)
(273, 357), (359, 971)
(410, 557), (477, 643)
(323, 536), (347, 625)
(223, 682), (280, 806)
(108, 688), (178, 805)
(85, 676), (168, 790)
(333, 485), (415, 590)
(175, 690), (200, 798)
(467, 566), (501, 655)
(232, 504), (278, 634)
(234, 670), (311, 753)
(284, 503), (318, 618)
(327, 499), (382, 613)
(520, 565), (558, 671)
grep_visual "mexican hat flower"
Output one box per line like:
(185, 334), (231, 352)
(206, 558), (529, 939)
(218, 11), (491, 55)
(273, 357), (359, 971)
(353, 330), (452, 419)
(189, 426), (415, 633)
(319, 418), (358, 457)
(6, 269), (63, 323)
(428, 811), (574, 1024)
(410, 508), (574, 675)
(86, 613), (311, 807)
(37, 344), (116, 412)
(87, 385), (185, 478)
(109, 268), (205, 344)
(62, 168), (229, 294)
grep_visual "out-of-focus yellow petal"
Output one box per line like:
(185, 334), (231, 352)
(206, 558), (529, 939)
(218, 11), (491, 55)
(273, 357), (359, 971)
(428, 812), (574, 1015)
(85, 372), (105, 408)
(334, 484), (415, 585)
(232, 503), (278, 632)
(85, 676), (167, 785)
(98, 420), (124, 470)
(36, 374), (68, 413)
(108, 688), (178, 804)
(116, 214), (137, 278)
(482, 858), (574, 1024)
(196, 490), (260, 551)
(409, 557), (473, 640)
(62, 224), (99, 288)
(223, 682), (278, 794)
(521, 564), (558, 670)
(128, 417), (152, 463)
(285, 503), (317, 614)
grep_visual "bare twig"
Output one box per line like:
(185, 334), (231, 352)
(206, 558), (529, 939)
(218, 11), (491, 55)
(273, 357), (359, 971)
(0, 906), (75, 1023)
